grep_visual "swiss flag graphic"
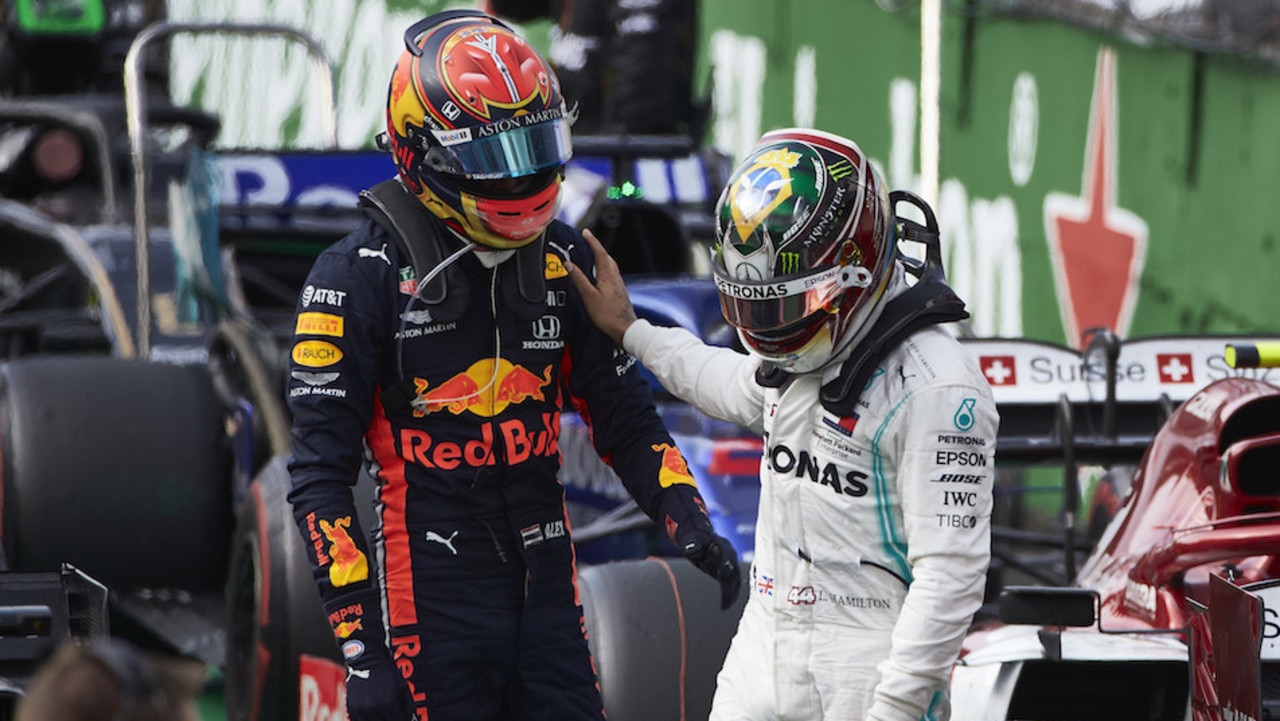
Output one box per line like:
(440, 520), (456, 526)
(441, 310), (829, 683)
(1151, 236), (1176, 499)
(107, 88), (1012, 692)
(1156, 353), (1195, 384)
(979, 356), (1017, 386)
(1044, 47), (1148, 349)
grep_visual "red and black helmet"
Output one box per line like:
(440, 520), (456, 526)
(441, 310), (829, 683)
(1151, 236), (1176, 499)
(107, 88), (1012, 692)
(713, 129), (896, 372)
(384, 10), (573, 249)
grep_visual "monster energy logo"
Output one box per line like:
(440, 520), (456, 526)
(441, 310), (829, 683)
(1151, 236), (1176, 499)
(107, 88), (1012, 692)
(779, 252), (800, 274)
(828, 160), (855, 182)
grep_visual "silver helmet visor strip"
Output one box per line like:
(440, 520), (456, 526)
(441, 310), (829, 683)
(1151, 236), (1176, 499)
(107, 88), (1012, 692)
(712, 262), (873, 332)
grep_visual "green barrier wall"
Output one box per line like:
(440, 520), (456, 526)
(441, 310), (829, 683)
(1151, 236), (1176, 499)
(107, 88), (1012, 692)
(701, 2), (1280, 343)
(168, 0), (1280, 343)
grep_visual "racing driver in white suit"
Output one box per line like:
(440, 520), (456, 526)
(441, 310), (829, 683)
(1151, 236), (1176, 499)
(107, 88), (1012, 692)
(568, 128), (999, 721)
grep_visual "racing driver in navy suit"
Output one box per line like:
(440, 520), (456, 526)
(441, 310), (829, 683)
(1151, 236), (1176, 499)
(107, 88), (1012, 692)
(285, 10), (740, 721)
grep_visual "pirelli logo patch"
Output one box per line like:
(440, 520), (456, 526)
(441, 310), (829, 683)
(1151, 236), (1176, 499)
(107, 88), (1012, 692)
(296, 312), (344, 338)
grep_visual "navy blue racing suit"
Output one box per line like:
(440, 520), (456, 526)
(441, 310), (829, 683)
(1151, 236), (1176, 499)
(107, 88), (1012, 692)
(286, 217), (711, 721)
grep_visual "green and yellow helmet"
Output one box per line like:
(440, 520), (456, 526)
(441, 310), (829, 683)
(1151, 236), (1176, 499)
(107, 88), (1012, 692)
(713, 128), (895, 372)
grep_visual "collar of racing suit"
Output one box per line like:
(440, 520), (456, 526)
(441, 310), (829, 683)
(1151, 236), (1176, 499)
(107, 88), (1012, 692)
(817, 263), (969, 415)
(475, 247), (516, 268)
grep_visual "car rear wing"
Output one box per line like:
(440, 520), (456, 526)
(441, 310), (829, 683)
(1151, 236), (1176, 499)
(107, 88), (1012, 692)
(960, 332), (1280, 583)
(958, 332), (1280, 466)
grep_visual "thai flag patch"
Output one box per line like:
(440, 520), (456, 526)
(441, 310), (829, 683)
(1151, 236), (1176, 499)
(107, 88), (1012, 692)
(520, 524), (544, 548)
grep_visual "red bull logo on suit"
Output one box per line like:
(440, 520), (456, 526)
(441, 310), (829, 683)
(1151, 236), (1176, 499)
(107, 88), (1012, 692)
(652, 442), (697, 488)
(411, 359), (554, 417)
(319, 516), (369, 587)
(398, 412), (561, 468)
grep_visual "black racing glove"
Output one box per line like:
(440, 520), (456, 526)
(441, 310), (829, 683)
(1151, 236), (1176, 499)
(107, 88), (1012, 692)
(659, 486), (743, 610)
(324, 591), (417, 721)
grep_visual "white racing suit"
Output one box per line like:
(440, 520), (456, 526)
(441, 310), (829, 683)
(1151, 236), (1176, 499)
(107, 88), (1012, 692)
(622, 314), (998, 721)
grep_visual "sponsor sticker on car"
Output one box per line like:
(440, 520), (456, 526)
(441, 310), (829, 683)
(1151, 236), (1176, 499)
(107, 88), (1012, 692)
(1250, 581), (1280, 660)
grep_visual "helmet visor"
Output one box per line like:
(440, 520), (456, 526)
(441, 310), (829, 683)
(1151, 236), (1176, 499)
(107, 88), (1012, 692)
(712, 262), (875, 333)
(430, 118), (573, 180)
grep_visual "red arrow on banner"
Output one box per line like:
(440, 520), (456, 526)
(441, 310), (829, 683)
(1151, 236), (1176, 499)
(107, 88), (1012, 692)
(1043, 47), (1149, 349)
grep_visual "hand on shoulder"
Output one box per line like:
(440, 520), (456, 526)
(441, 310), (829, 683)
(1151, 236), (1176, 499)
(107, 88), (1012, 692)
(565, 229), (639, 347)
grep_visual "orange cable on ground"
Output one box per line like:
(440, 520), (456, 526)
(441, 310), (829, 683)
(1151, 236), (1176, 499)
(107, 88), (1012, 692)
(649, 556), (687, 721)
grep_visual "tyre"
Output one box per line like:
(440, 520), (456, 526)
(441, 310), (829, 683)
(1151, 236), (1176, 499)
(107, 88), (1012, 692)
(225, 458), (379, 721)
(0, 356), (231, 592)
(579, 557), (747, 721)
(224, 458), (334, 721)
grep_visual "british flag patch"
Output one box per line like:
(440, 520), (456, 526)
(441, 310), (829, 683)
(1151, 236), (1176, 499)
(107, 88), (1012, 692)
(757, 575), (775, 596)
